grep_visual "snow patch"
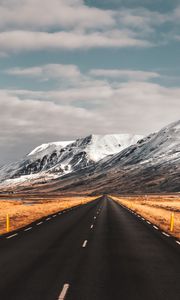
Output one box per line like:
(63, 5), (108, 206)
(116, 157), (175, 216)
(28, 141), (74, 156)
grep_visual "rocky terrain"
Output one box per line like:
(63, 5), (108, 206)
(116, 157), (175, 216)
(0, 120), (179, 194)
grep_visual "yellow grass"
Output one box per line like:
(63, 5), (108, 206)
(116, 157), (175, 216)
(0, 196), (96, 235)
(111, 195), (180, 239)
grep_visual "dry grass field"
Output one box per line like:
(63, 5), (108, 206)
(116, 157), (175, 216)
(0, 195), (96, 235)
(112, 195), (180, 239)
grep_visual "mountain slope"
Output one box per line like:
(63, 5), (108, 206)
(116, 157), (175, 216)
(1, 120), (179, 194)
(26, 120), (180, 195)
(0, 134), (142, 187)
(85, 119), (180, 193)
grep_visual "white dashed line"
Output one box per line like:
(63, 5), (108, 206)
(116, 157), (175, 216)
(162, 232), (170, 237)
(37, 222), (43, 226)
(94, 216), (96, 219)
(153, 225), (159, 230)
(82, 240), (88, 248)
(46, 217), (51, 221)
(24, 227), (32, 232)
(90, 225), (94, 229)
(6, 233), (18, 239)
(58, 283), (70, 300)
(176, 240), (180, 245)
(53, 215), (57, 218)
(146, 221), (151, 224)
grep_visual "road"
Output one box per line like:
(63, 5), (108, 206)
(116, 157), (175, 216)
(0, 196), (179, 300)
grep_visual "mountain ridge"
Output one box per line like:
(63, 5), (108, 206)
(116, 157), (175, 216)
(0, 120), (179, 194)
(0, 133), (142, 188)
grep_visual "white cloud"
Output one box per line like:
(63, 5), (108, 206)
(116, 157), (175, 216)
(89, 69), (160, 81)
(116, 8), (170, 34)
(6, 64), (82, 82)
(6, 65), (161, 85)
(0, 80), (180, 163)
(0, 29), (152, 53)
(0, 0), (171, 32)
(0, 0), (115, 30)
(0, 0), (177, 54)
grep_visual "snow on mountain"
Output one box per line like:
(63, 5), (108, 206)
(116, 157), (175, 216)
(0, 120), (179, 194)
(27, 119), (179, 195)
(62, 119), (180, 194)
(106, 119), (180, 168)
(81, 134), (143, 162)
(0, 133), (142, 187)
(28, 141), (74, 156)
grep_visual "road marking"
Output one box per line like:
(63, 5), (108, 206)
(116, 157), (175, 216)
(58, 284), (70, 300)
(6, 233), (18, 239)
(37, 222), (43, 226)
(142, 218), (145, 221)
(176, 240), (180, 245)
(153, 225), (159, 230)
(146, 221), (151, 224)
(58, 212), (62, 215)
(162, 232), (170, 237)
(46, 217), (51, 221)
(24, 227), (32, 232)
(94, 216), (96, 219)
(82, 240), (88, 248)
(90, 225), (94, 229)
(53, 215), (57, 217)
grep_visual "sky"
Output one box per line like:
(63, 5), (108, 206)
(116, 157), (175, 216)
(0, 0), (180, 165)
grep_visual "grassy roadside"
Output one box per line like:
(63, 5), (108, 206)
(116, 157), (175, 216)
(111, 195), (180, 239)
(0, 196), (96, 235)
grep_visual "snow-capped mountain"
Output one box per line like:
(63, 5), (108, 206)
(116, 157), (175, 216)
(0, 133), (142, 186)
(109, 119), (180, 167)
(27, 119), (180, 195)
(67, 119), (180, 194)
(1, 119), (179, 194)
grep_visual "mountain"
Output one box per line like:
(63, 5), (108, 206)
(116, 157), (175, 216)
(0, 134), (142, 188)
(21, 119), (179, 195)
(65, 119), (180, 194)
(0, 120), (179, 194)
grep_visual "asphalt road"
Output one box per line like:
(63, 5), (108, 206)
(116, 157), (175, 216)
(0, 196), (179, 300)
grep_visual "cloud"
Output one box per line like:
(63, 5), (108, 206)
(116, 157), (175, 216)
(0, 29), (152, 53)
(0, 0), (171, 32)
(0, 89), (101, 162)
(0, 0), (177, 54)
(0, 1), (169, 54)
(0, 79), (180, 164)
(116, 8), (170, 33)
(0, 0), (115, 30)
(174, 35), (180, 41)
(174, 5), (180, 21)
(6, 65), (161, 85)
(6, 64), (82, 83)
(89, 69), (160, 81)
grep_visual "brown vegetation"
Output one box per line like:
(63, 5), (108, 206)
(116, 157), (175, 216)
(112, 195), (180, 239)
(0, 195), (96, 235)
